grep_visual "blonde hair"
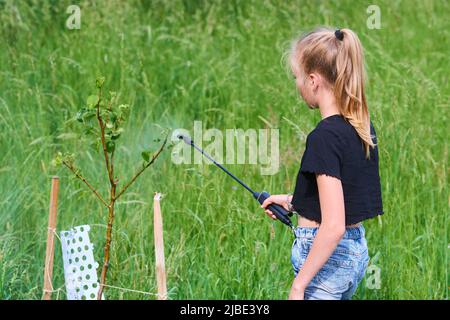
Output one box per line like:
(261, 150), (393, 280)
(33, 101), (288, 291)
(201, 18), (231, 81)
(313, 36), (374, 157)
(287, 27), (375, 159)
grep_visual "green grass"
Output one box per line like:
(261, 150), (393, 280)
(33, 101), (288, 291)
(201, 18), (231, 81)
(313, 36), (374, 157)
(0, 0), (448, 299)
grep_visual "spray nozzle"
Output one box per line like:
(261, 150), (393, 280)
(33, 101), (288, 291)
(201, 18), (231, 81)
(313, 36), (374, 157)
(177, 134), (192, 145)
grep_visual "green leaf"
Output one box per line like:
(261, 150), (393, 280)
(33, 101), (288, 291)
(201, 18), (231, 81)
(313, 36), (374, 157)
(111, 128), (123, 140)
(109, 111), (118, 124)
(106, 140), (115, 153)
(118, 104), (130, 121)
(96, 76), (105, 88)
(84, 110), (96, 120)
(76, 108), (96, 123)
(119, 104), (129, 112)
(62, 152), (75, 166)
(83, 126), (96, 136)
(51, 152), (63, 167)
(141, 151), (150, 162)
(87, 95), (99, 109)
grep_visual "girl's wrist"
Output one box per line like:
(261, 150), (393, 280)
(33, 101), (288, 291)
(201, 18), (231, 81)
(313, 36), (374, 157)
(286, 193), (294, 212)
(293, 275), (308, 291)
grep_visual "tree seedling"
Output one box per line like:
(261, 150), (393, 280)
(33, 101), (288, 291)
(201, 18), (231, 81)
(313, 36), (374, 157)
(53, 76), (169, 299)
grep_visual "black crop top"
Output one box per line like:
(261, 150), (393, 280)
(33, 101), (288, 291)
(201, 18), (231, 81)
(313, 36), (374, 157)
(291, 114), (384, 225)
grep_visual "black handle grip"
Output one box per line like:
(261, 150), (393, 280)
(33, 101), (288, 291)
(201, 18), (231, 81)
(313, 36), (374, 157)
(268, 203), (294, 227)
(255, 191), (294, 229)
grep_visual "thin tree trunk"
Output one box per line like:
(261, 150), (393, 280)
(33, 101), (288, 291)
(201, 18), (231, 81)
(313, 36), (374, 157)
(97, 183), (116, 300)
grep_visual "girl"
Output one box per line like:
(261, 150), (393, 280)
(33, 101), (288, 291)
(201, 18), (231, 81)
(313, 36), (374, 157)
(261, 27), (383, 300)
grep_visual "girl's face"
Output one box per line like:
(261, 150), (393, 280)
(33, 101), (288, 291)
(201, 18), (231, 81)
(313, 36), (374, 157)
(292, 64), (318, 109)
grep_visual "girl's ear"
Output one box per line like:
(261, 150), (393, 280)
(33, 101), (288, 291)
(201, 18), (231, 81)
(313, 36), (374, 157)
(308, 73), (320, 92)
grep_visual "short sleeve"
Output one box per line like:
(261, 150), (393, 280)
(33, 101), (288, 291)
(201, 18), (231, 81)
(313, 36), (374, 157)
(300, 129), (343, 179)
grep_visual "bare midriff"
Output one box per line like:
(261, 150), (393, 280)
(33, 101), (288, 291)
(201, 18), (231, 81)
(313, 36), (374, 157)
(297, 215), (361, 228)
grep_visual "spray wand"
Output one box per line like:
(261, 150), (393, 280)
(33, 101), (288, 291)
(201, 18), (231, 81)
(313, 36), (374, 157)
(178, 134), (295, 235)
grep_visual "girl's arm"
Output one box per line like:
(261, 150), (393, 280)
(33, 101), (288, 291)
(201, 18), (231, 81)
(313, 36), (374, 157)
(292, 173), (346, 291)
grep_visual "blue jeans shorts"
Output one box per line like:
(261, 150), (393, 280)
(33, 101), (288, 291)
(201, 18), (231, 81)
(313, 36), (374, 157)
(291, 224), (370, 300)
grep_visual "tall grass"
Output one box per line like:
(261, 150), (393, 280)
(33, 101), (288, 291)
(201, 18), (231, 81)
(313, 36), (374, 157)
(0, 0), (448, 299)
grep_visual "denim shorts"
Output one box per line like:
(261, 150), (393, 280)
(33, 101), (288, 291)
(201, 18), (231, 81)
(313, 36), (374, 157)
(291, 224), (370, 300)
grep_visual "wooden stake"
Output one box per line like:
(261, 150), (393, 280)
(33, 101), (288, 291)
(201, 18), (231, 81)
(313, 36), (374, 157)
(153, 192), (167, 300)
(42, 176), (60, 300)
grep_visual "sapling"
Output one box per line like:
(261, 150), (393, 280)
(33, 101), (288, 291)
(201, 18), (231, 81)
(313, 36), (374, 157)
(53, 76), (169, 299)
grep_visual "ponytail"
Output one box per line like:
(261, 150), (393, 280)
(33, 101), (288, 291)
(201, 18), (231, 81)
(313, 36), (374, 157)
(288, 27), (376, 159)
(334, 29), (374, 159)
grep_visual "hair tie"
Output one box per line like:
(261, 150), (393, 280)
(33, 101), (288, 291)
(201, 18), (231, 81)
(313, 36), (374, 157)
(335, 29), (344, 41)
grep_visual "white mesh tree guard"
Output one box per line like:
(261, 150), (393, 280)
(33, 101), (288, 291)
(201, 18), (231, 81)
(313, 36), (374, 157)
(60, 225), (105, 300)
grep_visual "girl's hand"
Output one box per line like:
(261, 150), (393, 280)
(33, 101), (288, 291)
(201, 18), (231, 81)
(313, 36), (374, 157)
(288, 283), (305, 300)
(261, 194), (290, 220)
